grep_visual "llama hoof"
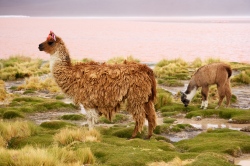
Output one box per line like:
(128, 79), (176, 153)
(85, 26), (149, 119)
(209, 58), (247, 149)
(127, 137), (135, 140)
(144, 136), (152, 140)
(215, 106), (219, 109)
(203, 107), (207, 110)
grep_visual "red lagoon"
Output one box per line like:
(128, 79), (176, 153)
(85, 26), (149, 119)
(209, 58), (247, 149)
(0, 17), (250, 63)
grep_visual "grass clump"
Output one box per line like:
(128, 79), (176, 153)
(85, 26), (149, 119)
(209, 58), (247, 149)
(231, 69), (250, 85)
(18, 76), (61, 93)
(155, 88), (173, 110)
(61, 114), (86, 121)
(8, 97), (78, 113)
(0, 146), (95, 166)
(99, 113), (129, 124)
(154, 59), (189, 87)
(0, 121), (38, 147)
(40, 121), (75, 129)
(175, 128), (250, 157)
(186, 108), (250, 124)
(54, 128), (101, 146)
(0, 80), (13, 103)
(2, 110), (23, 119)
(163, 117), (176, 124)
(107, 55), (140, 64)
(0, 56), (50, 81)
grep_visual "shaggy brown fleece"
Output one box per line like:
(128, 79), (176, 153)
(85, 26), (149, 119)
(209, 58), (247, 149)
(38, 31), (157, 139)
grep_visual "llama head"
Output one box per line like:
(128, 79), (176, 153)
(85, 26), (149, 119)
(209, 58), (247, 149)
(38, 31), (61, 55)
(180, 91), (190, 107)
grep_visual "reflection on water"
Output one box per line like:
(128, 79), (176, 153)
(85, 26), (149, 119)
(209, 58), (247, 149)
(235, 155), (250, 166)
(236, 160), (250, 166)
(163, 118), (249, 142)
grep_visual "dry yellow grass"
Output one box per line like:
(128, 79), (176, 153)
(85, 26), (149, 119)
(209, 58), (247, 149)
(0, 80), (7, 101)
(148, 157), (193, 166)
(0, 121), (37, 146)
(54, 128), (101, 146)
(0, 146), (95, 166)
(18, 76), (61, 93)
(0, 136), (7, 148)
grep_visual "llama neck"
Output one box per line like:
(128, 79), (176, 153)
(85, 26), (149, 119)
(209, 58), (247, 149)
(50, 51), (62, 72)
(185, 78), (197, 101)
(50, 44), (71, 73)
(185, 87), (197, 101)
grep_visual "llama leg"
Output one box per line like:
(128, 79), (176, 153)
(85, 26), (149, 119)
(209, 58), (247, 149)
(86, 109), (99, 130)
(225, 80), (232, 107)
(201, 86), (209, 109)
(216, 85), (226, 109)
(145, 101), (157, 139)
(128, 104), (146, 139)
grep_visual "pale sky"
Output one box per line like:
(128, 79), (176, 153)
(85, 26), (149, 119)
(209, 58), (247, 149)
(0, 0), (249, 17)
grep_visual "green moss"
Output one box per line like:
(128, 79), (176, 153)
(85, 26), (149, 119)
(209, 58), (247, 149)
(40, 121), (75, 129)
(99, 114), (129, 124)
(0, 56), (49, 81)
(155, 88), (173, 110)
(186, 108), (250, 124)
(2, 110), (24, 119)
(55, 95), (65, 100)
(23, 89), (36, 94)
(60, 114), (86, 121)
(163, 117), (176, 124)
(175, 129), (250, 156)
(185, 153), (234, 166)
(9, 97), (78, 113)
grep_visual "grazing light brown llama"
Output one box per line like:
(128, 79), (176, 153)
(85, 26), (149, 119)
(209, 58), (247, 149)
(181, 62), (232, 109)
(38, 31), (157, 139)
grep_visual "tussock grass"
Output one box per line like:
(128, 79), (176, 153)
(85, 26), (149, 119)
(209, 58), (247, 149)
(232, 69), (250, 85)
(0, 146), (95, 166)
(18, 76), (61, 93)
(0, 121), (38, 147)
(2, 110), (23, 119)
(40, 121), (75, 129)
(163, 117), (176, 124)
(0, 55), (50, 81)
(175, 129), (250, 157)
(107, 55), (140, 64)
(60, 114), (86, 121)
(186, 107), (250, 123)
(155, 88), (173, 110)
(0, 80), (13, 103)
(7, 97), (77, 114)
(154, 59), (189, 83)
(99, 113), (129, 124)
(148, 157), (194, 166)
(54, 128), (101, 146)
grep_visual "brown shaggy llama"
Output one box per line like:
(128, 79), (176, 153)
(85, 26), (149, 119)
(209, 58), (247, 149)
(181, 62), (232, 109)
(38, 31), (157, 139)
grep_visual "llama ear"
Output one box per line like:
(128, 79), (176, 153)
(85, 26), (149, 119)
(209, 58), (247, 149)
(47, 31), (56, 41)
(51, 33), (56, 41)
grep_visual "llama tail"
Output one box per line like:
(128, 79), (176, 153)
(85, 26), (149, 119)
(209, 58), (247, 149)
(148, 69), (157, 102)
(225, 65), (232, 78)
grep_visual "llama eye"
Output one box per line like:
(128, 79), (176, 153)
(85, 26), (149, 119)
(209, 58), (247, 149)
(48, 41), (54, 46)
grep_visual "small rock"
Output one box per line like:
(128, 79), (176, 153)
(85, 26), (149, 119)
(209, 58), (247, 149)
(195, 116), (202, 121)
(240, 126), (250, 132)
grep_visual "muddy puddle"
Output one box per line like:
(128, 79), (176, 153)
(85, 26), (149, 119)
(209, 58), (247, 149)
(160, 118), (250, 142)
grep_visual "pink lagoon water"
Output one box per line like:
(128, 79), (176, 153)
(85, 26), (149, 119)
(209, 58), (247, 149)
(0, 17), (250, 63)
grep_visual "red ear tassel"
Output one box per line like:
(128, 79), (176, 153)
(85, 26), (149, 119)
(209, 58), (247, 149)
(47, 31), (56, 41)
(47, 35), (51, 41)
